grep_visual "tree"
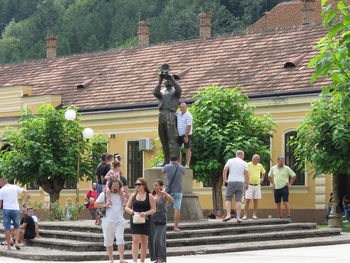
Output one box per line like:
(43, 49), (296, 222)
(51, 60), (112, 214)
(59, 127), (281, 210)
(292, 0), (350, 226)
(0, 104), (107, 204)
(190, 86), (273, 211)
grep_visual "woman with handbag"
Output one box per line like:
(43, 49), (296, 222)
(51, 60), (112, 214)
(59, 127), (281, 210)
(125, 178), (156, 263)
(149, 179), (174, 263)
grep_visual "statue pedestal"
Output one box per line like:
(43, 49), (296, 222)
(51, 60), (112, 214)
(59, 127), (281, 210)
(144, 167), (203, 221)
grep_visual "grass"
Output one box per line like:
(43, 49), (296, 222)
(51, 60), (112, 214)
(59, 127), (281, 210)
(317, 221), (350, 232)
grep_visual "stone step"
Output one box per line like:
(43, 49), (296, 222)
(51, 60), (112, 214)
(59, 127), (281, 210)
(0, 228), (339, 252)
(2, 222), (316, 242)
(36, 218), (289, 233)
(0, 232), (349, 261)
(0, 221), (316, 243)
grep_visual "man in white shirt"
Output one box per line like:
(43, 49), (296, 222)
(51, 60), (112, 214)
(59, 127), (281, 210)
(95, 178), (126, 263)
(222, 150), (249, 223)
(0, 177), (28, 250)
(177, 102), (193, 168)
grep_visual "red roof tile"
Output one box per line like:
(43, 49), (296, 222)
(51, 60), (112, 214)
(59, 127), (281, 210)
(0, 25), (329, 110)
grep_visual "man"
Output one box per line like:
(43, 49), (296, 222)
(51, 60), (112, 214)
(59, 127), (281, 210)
(222, 150), (249, 223)
(243, 154), (266, 220)
(19, 208), (36, 244)
(177, 102), (193, 168)
(27, 208), (40, 238)
(96, 153), (113, 195)
(95, 178), (127, 263)
(0, 177), (28, 250)
(85, 182), (98, 220)
(153, 71), (181, 165)
(268, 156), (296, 222)
(163, 156), (185, 231)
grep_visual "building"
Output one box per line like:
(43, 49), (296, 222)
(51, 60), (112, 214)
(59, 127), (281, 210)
(0, 1), (334, 221)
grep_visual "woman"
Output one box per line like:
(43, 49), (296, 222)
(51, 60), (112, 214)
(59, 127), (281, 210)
(125, 178), (156, 263)
(149, 179), (174, 263)
(95, 178), (127, 263)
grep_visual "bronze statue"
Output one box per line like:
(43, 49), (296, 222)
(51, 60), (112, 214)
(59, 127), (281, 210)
(153, 64), (181, 165)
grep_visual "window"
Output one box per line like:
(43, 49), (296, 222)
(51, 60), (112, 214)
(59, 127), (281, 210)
(261, 159), (271, 186)
(285, 131), (305, 185)
(127, 141), (143, 187)
(27, 184), (39, 190)
(64, 181), (77, 189)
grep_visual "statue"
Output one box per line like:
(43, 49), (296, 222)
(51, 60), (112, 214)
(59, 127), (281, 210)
(153, 64), (181, 165)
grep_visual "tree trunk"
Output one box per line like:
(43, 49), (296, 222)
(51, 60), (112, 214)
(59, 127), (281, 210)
(212, 173), (223, 212)
(39, 177), (65, 206)
(328, 173), (342, 227)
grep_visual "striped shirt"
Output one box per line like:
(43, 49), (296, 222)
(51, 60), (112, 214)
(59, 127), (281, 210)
(177, 110), (193, 136)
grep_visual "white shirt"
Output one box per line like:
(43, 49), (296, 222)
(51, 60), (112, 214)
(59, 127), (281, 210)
(225, 158), (248, 182)
(0, 184), (23, 210)
(96, 192), (124, 223)
(32, 215), (39, 223)
(177, 110), (193, 136)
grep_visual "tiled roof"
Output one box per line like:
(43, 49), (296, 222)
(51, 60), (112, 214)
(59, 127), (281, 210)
(0, 25), (328, 110)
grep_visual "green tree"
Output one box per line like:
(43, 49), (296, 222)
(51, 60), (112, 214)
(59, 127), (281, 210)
(0, 104), (107, 204)
(292, 0), (350, 226)
(191, 86), (273, 211)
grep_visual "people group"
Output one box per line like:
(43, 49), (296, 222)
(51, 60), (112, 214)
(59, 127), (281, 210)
(222, 150), (297, 223)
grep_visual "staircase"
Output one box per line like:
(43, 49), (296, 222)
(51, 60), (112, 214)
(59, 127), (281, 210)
(0, 218), (349, 261)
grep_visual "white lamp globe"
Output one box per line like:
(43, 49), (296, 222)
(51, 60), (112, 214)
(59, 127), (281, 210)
(83, 128), (94, 139)
(64, 109), (76, 121)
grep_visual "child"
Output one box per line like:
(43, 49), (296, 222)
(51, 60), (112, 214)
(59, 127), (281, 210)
(104, 161), (128, 207)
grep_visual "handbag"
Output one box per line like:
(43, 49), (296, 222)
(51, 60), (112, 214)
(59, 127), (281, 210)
(96, 193), (107, 219)
(133, 214), (146, 224)
(151, 213), (166, 225)
(166, 165), (179, 193)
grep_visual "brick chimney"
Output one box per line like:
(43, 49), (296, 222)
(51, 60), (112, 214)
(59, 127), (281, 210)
(137, 21), (150, 47)
(199, 13), (212, 39)
(46, 35), (57, 58)
(302, 0), (315, 25)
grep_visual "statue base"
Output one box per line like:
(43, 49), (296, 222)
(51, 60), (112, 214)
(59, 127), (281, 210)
(144, 167), (203, 221)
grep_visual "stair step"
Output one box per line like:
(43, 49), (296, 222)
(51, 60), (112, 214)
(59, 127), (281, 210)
(0, 233), (349, 261)
(0, 228), (339, 252)
(36, 218), (289, 232)
(22, 223), (316, 242)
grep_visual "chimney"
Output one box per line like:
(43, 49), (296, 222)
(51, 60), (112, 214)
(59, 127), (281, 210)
(137, 21), (150, 47)
(302, 0), (315, 25)
(46, 35), (57, 58)
(199, 13), (212, 39)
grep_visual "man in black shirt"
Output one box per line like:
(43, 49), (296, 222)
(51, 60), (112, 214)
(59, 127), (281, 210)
(19, 208), (35, 244)
(96, 153), (113, 195)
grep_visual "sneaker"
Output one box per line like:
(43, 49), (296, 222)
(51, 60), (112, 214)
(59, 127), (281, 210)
(287, 217), (292, 223)
(242, 215), (248, 220)
(252, 215), (258, 220)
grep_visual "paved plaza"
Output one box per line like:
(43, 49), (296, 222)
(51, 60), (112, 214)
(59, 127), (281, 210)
(0, 244), (349, 263)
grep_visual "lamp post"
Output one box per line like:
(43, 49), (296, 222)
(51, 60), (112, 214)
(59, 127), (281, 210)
(64, 109), (94, 203)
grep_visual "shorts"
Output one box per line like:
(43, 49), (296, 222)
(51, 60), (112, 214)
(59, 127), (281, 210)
(274, 186), (289, 203)
(24, 232), (35, 240)
(178, 135), (191, 149)
(102, 220), (125, 246)
(225, 182), (244, 202)
(169, 192), (183, 210)
(245, 184), (262, 199)
(3, 209), (20, 231)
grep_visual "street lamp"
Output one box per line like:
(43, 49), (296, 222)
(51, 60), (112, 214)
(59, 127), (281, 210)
(64, 109), (94, 203)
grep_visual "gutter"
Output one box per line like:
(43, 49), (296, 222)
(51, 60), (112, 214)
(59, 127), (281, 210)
(77, 88), (322, 114)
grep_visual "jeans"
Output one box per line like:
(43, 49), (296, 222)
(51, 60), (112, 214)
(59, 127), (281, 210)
(3, 209), (20, 231)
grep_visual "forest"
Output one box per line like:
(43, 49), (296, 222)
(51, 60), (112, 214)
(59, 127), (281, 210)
(0, 0), (287, 64)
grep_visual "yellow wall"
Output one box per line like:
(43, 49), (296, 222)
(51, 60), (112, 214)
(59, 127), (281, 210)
(0, 85), (331, 210)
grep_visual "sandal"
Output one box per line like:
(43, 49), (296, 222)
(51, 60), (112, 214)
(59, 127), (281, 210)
(222, 217), (231, 222)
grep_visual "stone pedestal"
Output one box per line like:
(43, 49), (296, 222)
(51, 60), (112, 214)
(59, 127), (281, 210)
(144, 167), (203, 221)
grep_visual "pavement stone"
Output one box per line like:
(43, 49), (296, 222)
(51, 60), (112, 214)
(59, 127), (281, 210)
(0, 243), (350, 262)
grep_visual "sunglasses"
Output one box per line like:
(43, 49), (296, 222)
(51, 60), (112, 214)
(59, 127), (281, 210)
(134, 183), (144, 186)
